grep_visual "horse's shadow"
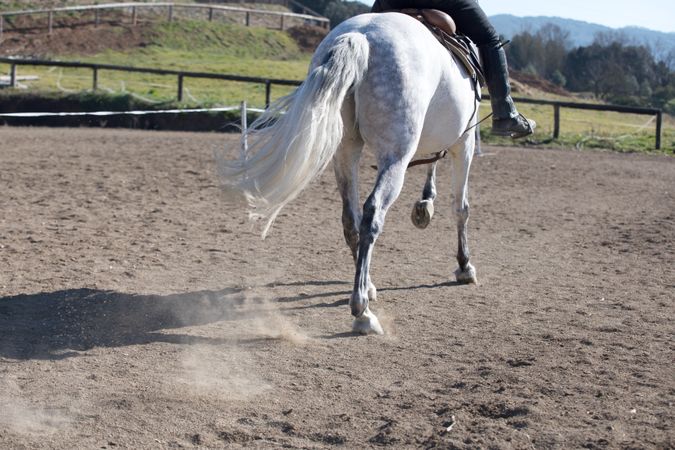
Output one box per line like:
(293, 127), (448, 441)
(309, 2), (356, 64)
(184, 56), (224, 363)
(0, 279), (464, 360)
(277, 280), (463, 309)
(0, 287), (250, 361)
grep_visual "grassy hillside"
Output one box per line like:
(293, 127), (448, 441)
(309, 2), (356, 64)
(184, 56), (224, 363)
(0, 1), (290, 11)
(152, 20), (303, 59)
(1, 20), (312, 106)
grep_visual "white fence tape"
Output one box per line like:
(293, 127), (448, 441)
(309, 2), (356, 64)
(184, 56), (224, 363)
(0, 106), (266, 118)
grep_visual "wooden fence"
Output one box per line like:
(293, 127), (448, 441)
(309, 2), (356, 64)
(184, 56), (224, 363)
(484, 95), (663, 150)
(0, 57), (664, 149)
(0, 56), (302, 107)
(0, 1), (330, 39)
(185, 0), (324, 17)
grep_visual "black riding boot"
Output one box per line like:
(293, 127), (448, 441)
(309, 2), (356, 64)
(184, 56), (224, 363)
(480, 44), (536, 138)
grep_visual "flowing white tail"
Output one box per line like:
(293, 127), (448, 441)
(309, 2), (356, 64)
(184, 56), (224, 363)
(218, 33), (370, 237)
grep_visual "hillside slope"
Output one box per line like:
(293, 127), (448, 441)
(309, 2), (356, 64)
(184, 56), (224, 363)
(490, 14), (675, 66)
(0, 17), (318, 107)
(0, 18), (313, 58)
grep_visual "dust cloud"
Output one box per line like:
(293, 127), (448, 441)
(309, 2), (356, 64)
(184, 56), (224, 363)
(0, 379), (71, 436)
(168, 283), (309, 400)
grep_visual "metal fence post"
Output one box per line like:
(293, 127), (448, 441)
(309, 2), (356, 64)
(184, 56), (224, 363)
(95, 9), (100, 27)
(168, 5), (173, 22)
(0, 16), (4, 42)
(280, 14), (284, 30)
(48, 11), (53, 35)
(177, 74), (184, 102)
(132, 6), (137, 25)
(553, 104), (561, 139)
(208, 8), (214, 21)
(655, 111), (662, 150)
(10, 63), (17, 88)
(265, 80), (271, 108)
(92, 67), (98, 90)
(245, 12), (250, 26)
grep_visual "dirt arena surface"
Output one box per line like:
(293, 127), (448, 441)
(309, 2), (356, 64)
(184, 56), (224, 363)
(1, 127), (673, 449)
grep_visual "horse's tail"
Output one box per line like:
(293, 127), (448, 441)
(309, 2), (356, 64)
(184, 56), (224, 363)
(217, 32), (369, 237)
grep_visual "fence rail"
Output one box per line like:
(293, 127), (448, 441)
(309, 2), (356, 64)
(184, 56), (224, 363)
(485, 95), (663, 150)
(0, 56), (302, 107)
(0, 1), (330, 38)
(0, 57), (664, 149)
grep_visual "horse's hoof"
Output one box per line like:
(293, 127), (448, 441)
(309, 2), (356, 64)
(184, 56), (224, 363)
(411, 200), (434, 229)
(352, 307), (384, 335)
(455, 263), (477, 285)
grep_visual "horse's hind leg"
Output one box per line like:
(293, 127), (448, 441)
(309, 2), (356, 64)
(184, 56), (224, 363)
(334, 134), (362, 260)
(450, 134), (477, 284)
(411, 162), (438, 229)
(334, 99), (378, 301)
(351, 160), (409, 335)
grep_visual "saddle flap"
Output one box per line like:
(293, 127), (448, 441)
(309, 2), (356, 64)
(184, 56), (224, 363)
(420, 9), (457, 36)
(398, 8), (457, 36)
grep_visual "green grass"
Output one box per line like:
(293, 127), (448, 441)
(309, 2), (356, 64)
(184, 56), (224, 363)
(151, 20), (303, 60)
(1, 21), (310, 107)
(479, 101), (674, 154)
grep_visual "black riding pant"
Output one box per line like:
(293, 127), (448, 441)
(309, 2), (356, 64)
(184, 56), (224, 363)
(371, 0), (500, 47)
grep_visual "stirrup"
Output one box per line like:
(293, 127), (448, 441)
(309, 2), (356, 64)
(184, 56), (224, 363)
(492, 114), (536, 139)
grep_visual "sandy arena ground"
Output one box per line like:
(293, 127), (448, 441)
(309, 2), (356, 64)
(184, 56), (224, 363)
(0, 127), (673, 449)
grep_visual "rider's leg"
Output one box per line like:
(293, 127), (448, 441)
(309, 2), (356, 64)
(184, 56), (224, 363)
(479, 44), (536, 138)
(432, 0), (537, 138)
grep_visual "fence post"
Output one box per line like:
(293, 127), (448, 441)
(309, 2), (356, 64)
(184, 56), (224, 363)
(208, 8), (214, 21)
(48, 11), (54, 35)
(95, 9), (100, 27)
(553, 104), (561, 139)
(245, 12), (250, 26)
(0, 16), (4, 42)
(177, 74), (184, 102)
(92, 67), (98, 90)
(265, 80), (271, 108)
(241, 101), (248, 157)
(10, 64), (17, 88)
(655, 111), (662, 151)
(168, 5), (173, 22)
(280, 14), (284, 30)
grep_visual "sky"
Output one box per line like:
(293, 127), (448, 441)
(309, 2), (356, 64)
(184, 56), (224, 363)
(356, 0), (675, 33)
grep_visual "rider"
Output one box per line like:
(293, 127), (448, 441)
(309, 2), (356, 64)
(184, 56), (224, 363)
(371, 0), (536, 138)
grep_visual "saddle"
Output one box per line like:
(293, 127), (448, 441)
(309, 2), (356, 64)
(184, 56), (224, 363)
(391, 8), (486, 88)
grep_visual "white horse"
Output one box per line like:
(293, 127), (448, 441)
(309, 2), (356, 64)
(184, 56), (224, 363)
(219, 12), (479, 335)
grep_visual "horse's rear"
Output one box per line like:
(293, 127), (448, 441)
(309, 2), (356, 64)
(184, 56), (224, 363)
(320, 13), (478, 159)
(219, 13), (479, 335)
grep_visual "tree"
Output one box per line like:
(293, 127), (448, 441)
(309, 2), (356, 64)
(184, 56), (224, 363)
(563, 41), (674, 107)
(593, 30), (635, 47)
(505, 24), (569, 82)
(551, 70), (567, 87)
(295, 0), (332, 14)
(323, 1), (369, 27)
(666, 48), (675, 71)
(294, 0), (369, 27)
